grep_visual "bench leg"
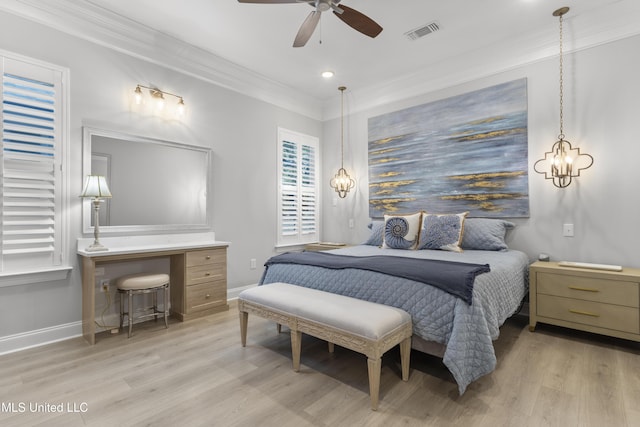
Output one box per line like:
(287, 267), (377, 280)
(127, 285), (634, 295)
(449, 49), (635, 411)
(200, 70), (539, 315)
(367, 357), (382, 411)
(327, 342), (334, 353)
(239, 311), (248, 347)
(277, 323), (282, 334)
(400, 337), (411, 381)
(291, 330), (302, 372)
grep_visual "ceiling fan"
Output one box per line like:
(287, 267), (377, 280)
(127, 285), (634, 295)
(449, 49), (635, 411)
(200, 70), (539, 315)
(238, 0), (383, 47)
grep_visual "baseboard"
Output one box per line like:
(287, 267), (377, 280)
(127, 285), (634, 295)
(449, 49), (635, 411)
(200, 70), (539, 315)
(228, 283), (257, 301)
(0, 321), (82, 356)
(0, 285), (259, 355)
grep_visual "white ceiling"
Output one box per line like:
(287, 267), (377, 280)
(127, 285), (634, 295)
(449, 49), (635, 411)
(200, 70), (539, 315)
(2, 0), (639, 118)
(81, 0), (640, 104)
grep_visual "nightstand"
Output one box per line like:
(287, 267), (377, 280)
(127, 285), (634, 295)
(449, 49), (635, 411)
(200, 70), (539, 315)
(304, 242), (347, 252)
(529, 261), (640, 342)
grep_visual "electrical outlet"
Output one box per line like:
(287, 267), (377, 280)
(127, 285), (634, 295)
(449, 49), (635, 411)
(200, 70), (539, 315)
(250, 258), (257, 269)
(100, 280), (110, 293)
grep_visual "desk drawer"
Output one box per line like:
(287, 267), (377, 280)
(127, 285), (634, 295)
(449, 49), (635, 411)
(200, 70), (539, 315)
(186, 264), (225, 286)
(537, 294), (640, 334)
(537, 273), (639, 307)
(186, 248), (226, 267)
(186, 281), (226, 313)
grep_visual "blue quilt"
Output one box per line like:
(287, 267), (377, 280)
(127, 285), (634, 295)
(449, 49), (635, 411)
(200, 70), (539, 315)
(259, 245), (529, 394)
(264, 251), (490, 304)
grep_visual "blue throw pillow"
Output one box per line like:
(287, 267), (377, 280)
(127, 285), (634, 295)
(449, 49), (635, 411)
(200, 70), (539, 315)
(418, 212), (467, 252)
(461, 218), (514, 251)
(382, 213), (421, 250)
(363, 221), (384, 246)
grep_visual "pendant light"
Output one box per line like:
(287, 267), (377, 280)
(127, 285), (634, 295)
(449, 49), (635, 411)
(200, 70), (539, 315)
(534, 7), (593, 188)
(329, 86), (355, 198)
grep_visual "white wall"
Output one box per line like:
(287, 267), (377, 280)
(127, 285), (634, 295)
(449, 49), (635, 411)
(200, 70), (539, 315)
(1, 7), (639, 352)
(322, 34), (640, 268)
(0, 10), (320, 349)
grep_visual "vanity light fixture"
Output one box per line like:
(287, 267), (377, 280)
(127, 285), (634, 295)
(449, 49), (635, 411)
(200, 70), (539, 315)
(134, 84), (185, 116)
(329, 86), (355, 198)
(80, 175), (112, 252)
(534, 7), (593, 188)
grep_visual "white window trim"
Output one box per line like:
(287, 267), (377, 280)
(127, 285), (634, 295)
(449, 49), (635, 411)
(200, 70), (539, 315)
(276, 127), (320, 248)
(0, 49), (70, 286)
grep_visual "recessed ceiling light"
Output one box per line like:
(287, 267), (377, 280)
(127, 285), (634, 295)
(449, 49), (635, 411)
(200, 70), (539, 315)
(321, 70), (335, 79)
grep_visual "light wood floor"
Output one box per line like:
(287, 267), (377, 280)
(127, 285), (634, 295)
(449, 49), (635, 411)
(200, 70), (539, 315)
(1, 302), (639, 427)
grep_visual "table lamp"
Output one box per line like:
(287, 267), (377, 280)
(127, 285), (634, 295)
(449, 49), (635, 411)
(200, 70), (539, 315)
(80, 175), (112, 252)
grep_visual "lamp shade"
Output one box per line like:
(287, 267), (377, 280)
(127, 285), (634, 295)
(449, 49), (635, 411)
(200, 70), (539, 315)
(80, 175), (112, 198)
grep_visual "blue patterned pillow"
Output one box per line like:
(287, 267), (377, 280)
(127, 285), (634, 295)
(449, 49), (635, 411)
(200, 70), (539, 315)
(418, 212), (468, 252)
(461, 218), (514, 251)
(382, 213), (421, 250)
(363, 221), (384, 246)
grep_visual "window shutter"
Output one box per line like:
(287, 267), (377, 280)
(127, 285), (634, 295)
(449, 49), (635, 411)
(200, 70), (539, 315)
(1, 58), (63, 273)
(277, 128), (319, 246)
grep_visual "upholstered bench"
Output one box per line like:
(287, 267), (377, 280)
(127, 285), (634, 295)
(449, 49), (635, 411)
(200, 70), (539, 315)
(237, 282), (412, 410)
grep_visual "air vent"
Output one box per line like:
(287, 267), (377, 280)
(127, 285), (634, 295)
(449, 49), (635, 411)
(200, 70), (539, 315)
(405, 21), (440, 41)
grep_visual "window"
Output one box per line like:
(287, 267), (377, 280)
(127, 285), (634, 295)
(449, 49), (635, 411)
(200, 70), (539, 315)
(1, 53), (68, 283)
(277, 127), (319, 247)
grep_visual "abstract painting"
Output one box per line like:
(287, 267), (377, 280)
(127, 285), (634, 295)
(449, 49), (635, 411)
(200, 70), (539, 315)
(368, 78), (529, 218)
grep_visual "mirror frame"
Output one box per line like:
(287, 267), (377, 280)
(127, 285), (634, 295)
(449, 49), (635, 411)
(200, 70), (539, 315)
(82, 126), (212, 234)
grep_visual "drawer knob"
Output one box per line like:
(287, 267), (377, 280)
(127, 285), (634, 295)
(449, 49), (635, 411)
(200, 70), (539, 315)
(205, 294), (210, 299)
(204, 272), (211, 276)
(205, 256), (211, 260)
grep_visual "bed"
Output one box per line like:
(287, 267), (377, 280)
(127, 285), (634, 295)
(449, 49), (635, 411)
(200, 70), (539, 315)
(259, 217), (530, 394)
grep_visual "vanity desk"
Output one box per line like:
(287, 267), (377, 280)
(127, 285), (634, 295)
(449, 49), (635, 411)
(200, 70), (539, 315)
(78, 233), (229, 345)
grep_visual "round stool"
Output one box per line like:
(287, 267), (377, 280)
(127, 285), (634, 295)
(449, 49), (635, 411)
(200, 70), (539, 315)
(116, 273), (170, 338)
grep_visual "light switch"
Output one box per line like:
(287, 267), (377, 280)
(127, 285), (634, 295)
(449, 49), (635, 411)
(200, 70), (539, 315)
(563, 223), (574, 237)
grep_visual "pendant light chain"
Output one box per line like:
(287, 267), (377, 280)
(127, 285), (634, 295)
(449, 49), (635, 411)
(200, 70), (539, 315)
(558, 11), (565, 140)
(340, 86), (345, 169)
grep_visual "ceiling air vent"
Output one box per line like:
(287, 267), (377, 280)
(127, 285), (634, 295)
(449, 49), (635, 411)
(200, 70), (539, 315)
(405, 21), (440, 41)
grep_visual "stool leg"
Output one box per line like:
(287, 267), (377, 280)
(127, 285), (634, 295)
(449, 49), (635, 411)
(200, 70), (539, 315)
(291, 330), (302, 372)
(164, 284), (169, 329)
(400, 337), (411, 381)
(119, 292), (124, 331)
(367, 357), (382, 411)
(128, 291), (134, 338)
(152, 289), (158, 322)
(328, 342), (335, 353)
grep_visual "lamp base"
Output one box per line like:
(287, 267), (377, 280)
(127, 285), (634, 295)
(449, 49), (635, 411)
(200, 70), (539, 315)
(84, 243), (109, 252)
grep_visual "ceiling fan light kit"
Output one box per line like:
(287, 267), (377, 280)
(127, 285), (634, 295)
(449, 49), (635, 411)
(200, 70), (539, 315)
(238, 0), (383, 47)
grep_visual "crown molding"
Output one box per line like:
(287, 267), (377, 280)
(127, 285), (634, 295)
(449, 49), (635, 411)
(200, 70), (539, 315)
(0, 0), (324, 120)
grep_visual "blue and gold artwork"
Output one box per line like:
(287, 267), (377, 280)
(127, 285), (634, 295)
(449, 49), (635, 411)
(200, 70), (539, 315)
(368, 78), (529, 218)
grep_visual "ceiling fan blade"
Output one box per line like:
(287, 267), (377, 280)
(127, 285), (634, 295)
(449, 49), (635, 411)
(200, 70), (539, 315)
(333, 4), (382, 38)
(237, 1), (301, 3)
(293, 11), (321, 47)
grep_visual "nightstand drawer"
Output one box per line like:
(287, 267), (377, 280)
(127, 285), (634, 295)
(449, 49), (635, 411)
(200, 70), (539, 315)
(186, 248), (226, 267)
(186, 281), (226, 313)
(537, 272), (639, 307)
(537, 294), (640, 334)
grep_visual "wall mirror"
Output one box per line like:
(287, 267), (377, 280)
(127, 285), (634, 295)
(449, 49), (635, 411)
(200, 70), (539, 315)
(82, 126), (211, 234)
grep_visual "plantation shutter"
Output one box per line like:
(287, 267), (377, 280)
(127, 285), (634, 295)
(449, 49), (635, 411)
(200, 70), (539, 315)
(1, 57), (63, 273)
(277, 128), (319, 246)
